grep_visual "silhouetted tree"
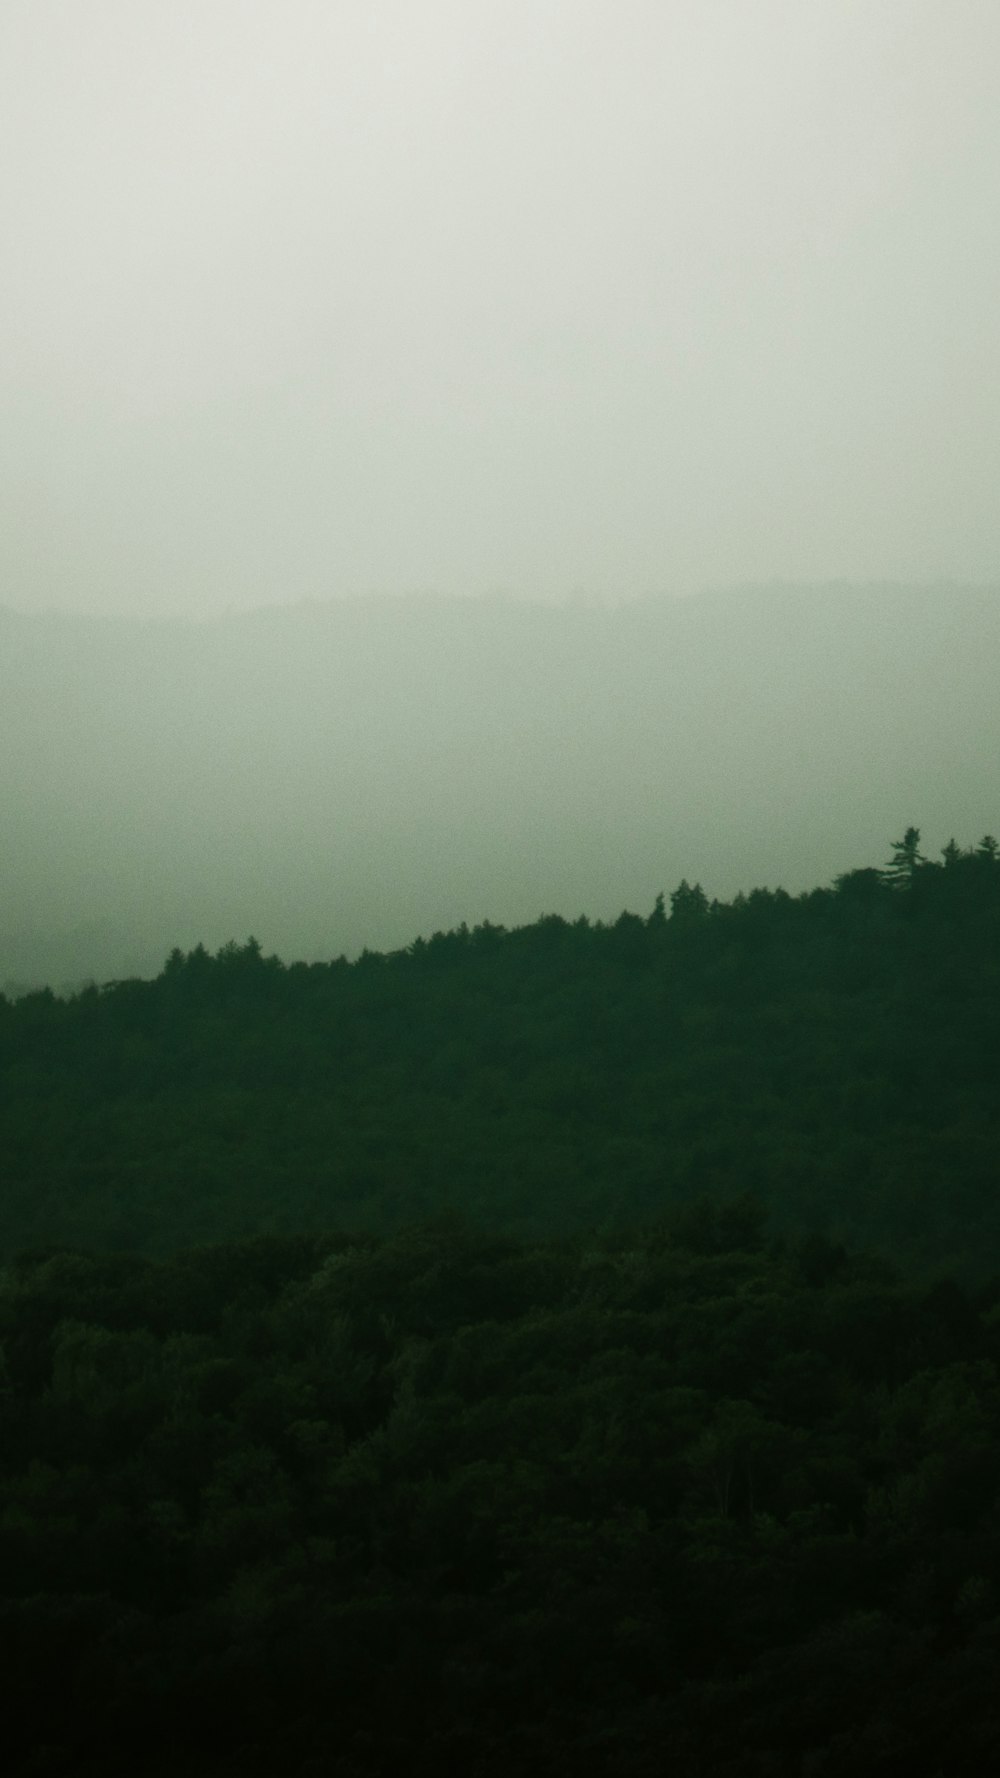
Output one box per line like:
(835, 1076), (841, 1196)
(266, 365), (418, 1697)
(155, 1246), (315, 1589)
(647, 891), (667, 928)
(670, 879), (709, 921)
(883, 826), (925, 888)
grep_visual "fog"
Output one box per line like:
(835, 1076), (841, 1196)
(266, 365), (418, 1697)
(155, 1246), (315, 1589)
(2, 585), (997, 988)
(2, 2), (999, 612)
(2, 7), (998, 983)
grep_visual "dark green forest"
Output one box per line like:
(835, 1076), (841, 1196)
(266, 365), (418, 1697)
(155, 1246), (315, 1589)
(6, 1217), (1000, 1775)
(3, 831), (1000, 1774)
(2, 830), (998, 1273)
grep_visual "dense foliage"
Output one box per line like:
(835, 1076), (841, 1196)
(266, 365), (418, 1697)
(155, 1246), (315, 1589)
(3, 833), (1000, 1770)
(2, 834), (998, 1273)
(4, 1213), (1000, 1775)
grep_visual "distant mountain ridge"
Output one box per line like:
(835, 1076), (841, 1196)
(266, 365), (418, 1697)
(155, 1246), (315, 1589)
(2, 584), (998, 988)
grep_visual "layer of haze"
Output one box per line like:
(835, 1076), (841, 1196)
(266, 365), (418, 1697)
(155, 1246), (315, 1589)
(2, 587), (999, 989)
(2, 1), (999, 612)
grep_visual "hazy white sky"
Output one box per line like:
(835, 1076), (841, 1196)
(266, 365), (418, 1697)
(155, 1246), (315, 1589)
(2, 0), (998, 613)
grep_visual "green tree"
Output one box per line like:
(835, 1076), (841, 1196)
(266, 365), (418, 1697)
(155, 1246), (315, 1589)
(670, 879), (709, 922)
(883, 826), (925, 888)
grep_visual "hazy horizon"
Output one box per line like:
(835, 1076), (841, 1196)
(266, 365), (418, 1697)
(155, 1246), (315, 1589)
(3, 583), (998, 991)
(3, 9), (998, 986)
(5, 574), (1000, 622)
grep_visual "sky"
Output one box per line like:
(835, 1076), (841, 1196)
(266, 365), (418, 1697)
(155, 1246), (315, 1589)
(4, 586), (1000, 987)
(2, 0), (999, 615)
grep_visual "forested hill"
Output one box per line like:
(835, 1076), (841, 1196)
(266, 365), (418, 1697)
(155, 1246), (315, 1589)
(2, 832), (998, 1274)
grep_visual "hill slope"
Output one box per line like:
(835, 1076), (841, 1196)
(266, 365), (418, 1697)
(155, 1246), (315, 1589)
(2, 838), (998, 1273)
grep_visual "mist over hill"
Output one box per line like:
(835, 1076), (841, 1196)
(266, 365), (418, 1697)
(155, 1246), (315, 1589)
(2, 583), (998, 989)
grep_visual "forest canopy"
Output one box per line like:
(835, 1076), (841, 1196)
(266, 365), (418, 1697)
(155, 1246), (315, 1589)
(5, 1214), (1000, 1775)
(3, 831), (1000, 1773)
(1, 830), (997, 1275)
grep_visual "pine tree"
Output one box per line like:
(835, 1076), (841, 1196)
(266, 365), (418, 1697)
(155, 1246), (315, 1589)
(883, 827), (925, 888)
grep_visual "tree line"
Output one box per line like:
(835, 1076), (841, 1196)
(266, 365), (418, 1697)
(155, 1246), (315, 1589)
(1, 830), (998, 1273)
